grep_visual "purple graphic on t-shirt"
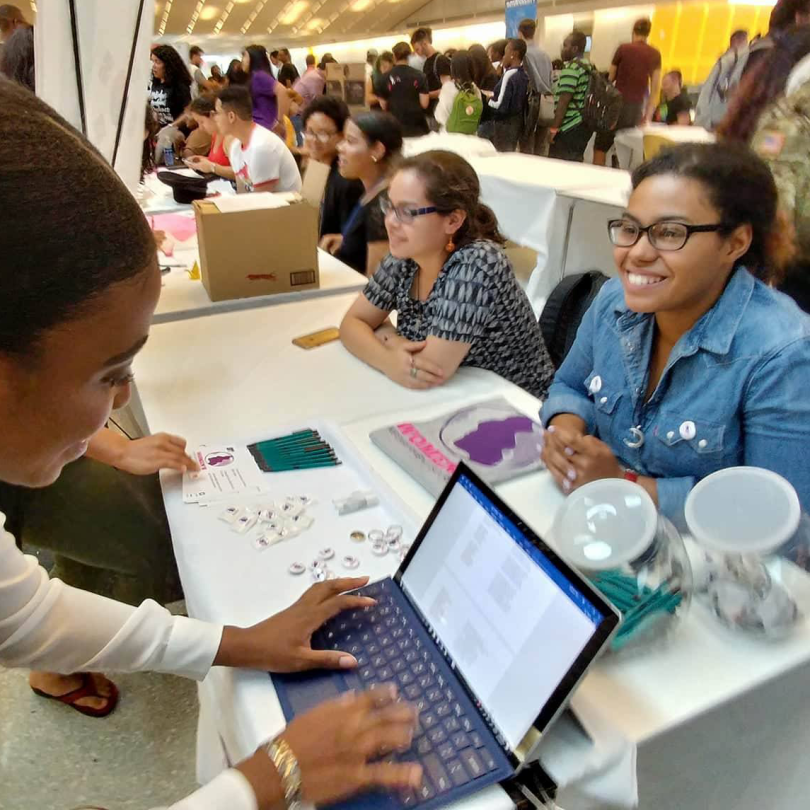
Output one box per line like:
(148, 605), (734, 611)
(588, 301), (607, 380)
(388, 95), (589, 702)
(453, 416), (540, 467)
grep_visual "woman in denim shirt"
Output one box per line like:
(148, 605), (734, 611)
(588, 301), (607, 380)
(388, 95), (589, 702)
(541, 143), (810, 530)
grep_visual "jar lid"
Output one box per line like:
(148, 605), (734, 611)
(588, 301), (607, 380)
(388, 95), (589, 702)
(685, 467), (801, 555)
(550, 479), (658, 571)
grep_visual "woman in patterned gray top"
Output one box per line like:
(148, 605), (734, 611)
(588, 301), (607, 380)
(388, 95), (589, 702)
(340, 150), (554, 397)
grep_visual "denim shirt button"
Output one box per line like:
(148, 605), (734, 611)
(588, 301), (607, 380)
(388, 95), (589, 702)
(698, 439), (708, 449)
(679, 421), (697, 441)
(667, 431), (675, 440)
(600, 396), (608, 404)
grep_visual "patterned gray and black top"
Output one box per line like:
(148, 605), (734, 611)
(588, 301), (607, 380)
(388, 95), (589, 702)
(364, 240), (554, 399)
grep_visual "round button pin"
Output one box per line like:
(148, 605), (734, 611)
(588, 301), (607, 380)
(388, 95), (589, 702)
(589, 375), (602, 394)
(319, 547), (335, 561)
(385, 525), (403, 542)
(350, 531), (366, 543)
(342, 555), (360, 570)
(311, 568), (327, 582)
(309, 559), (324, 571)
(679, 421), (696, 441)
(371, 542), (388, 556)
(288, 562), (306, 576)
(368, 529), (384, 544)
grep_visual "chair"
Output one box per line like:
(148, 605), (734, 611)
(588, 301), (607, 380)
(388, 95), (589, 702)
(539, 271), (609, 369)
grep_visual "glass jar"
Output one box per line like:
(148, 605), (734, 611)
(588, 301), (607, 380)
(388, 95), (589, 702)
(685, 467), (810, 638)
(549, 479), (692, 654)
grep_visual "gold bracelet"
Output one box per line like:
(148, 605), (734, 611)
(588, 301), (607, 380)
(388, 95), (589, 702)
(265, 736), (303, 810)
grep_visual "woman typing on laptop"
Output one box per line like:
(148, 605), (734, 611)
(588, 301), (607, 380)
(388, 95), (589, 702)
(0, 80), (420, 810)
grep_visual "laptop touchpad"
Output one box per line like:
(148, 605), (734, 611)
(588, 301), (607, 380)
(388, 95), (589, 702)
(285, 671), (343, 716)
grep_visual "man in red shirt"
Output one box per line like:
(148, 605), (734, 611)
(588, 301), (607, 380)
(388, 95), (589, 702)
(593, 18), (661, 166)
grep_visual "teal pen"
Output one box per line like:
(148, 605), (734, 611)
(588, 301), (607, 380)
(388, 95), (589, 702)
(620, 589), (674, 632)
(260, 447), (336, 457)
(267, 460), (341, 471)
(259, 436), (324, 450)
(260, 449), (338, 461)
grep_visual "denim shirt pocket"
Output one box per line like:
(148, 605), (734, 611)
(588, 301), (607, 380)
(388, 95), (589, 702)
(650, 411), (728, 479)
(584, 372), (624, 435)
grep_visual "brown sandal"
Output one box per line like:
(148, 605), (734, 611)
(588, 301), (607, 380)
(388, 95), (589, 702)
(31, 672), (119, 718)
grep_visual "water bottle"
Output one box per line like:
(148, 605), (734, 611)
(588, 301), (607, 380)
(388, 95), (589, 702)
(164, 145), (175, 167)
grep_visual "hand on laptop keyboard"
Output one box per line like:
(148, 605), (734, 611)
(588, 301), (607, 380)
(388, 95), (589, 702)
(220, 577), (377, 673)
(266, 684), (423, 806)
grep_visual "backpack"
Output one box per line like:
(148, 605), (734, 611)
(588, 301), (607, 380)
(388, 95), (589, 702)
(695, 38), (773, 130)
(578, 60), (623, 133)
(446, 86), (483, 134)
(539, 271), (609, 369)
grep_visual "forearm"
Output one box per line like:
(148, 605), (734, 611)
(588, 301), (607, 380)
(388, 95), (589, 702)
(340, 316), (392, 375)
(212, 163), (235, 180)
(85, 426), (128, 468)
(547, 413), (587, 435)
(552, 93), (571, 130)
(375, 321), (407, 348)
(235, 752), (284, 810)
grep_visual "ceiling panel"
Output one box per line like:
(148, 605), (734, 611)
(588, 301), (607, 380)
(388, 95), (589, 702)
(153, 0), (434, 42)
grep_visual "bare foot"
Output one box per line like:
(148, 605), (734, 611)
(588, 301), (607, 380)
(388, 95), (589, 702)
(29, 671), (117, 712)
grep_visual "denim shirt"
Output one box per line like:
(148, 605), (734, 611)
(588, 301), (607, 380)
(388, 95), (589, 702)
(542, 269), (810, 531)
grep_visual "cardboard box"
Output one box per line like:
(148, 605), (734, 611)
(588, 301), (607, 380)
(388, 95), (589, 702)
(324, 63), (368, 110)
(193, 162), (329, 303)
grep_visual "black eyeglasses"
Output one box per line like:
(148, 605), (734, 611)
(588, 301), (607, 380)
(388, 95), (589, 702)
(380, 196), (438, 225)
(608, 219), (727, 251)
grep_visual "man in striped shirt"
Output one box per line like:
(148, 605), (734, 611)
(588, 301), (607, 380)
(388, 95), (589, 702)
(548, 31), (592, 162)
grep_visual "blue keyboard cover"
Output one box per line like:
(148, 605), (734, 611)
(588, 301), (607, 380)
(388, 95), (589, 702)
(272, 578), (513, 810)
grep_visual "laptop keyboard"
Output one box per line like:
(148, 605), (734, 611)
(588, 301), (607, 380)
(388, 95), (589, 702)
(310, 578), (509, 807)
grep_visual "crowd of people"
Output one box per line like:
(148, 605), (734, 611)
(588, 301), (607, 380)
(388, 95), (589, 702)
(1, 3), (810, 809)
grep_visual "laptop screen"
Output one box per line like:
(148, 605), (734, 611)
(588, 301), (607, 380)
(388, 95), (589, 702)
(399, 471), (609, 751)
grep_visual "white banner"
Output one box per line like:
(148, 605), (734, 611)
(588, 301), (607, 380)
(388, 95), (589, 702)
(35, 0), (154, 191)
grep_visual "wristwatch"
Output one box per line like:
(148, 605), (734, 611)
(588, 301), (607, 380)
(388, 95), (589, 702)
(264, 736), (303, 810)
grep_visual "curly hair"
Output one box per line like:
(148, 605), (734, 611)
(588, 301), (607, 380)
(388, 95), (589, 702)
(151, 44), (192, 89)
(632, 143), (795, 283)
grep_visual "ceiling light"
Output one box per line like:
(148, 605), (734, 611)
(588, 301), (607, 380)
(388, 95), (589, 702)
(200, 5), (220, 21)
(157, 0), (174, 36)
(213, 0), (235, 32)
(241, 0), (269, 33)
(279, 0), (308, 25)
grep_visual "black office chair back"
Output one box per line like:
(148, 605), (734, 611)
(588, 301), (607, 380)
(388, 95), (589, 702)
(539, 271), (609, 369)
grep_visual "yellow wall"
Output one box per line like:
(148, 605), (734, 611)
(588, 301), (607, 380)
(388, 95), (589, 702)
(651, 2), (772, 85)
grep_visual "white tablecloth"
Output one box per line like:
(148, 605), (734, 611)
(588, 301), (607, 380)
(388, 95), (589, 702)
(133, 292), (810, 810)
(403, 132), (499, 161)
(466, 154), (629, 310)
(136, 171), (236, 216)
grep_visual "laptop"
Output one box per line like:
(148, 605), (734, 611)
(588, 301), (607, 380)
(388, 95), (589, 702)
(272, 463), (620, 810)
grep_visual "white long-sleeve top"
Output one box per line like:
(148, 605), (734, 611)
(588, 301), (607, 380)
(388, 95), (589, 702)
(0, 513), (259, 810)
(435, 81), (459, 129)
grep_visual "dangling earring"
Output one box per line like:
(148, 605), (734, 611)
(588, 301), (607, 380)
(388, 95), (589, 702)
(445, 237), (455, 253)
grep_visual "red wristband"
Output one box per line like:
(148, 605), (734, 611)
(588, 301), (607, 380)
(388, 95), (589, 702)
(623, 470), (639, 483)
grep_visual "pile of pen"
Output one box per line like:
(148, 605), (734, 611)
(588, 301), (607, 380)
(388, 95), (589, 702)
(589, 570), (683, 650)
(248, 429), (342, 473)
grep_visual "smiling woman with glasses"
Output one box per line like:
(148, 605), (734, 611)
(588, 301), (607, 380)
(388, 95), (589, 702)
(540, 142), (810, 533)
(339, 150), (554, 395)
(301, 96), (364, 240)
